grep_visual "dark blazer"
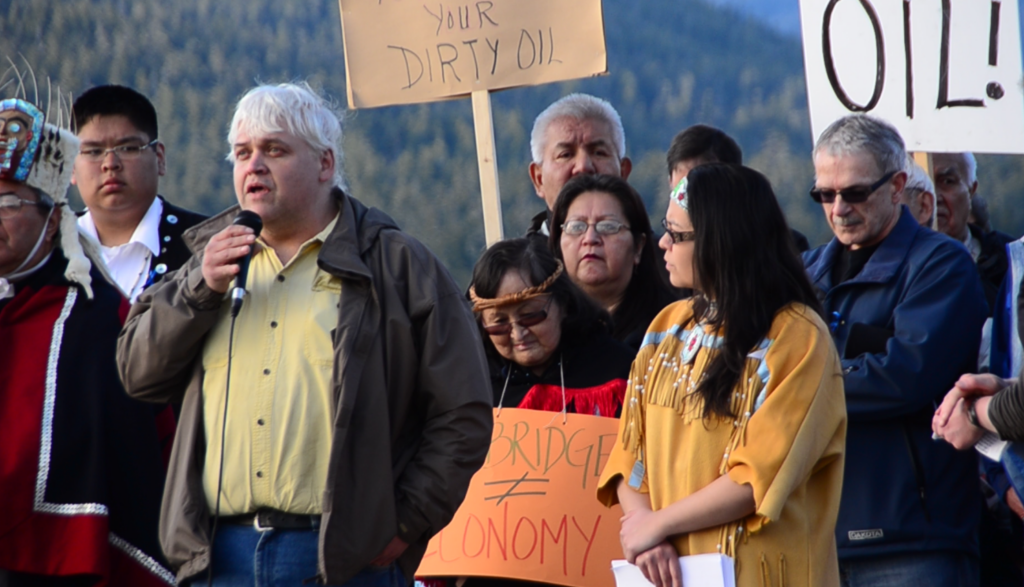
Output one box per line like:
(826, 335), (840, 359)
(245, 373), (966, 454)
(970, 223), (1014, 315)
(146, 196), (207, 288)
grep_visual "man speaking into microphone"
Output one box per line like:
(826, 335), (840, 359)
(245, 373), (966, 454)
(116, 82), (493, 587)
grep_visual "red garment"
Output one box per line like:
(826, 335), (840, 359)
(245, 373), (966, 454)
(0, 255), (173, 585)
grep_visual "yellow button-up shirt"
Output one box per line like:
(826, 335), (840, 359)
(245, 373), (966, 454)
(201, 216), (340, 515)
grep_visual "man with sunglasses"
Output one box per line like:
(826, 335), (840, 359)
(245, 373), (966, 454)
(72, 85), (206, 303)
(803, 115), (987, 586)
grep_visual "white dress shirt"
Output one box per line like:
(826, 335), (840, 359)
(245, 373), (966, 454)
(78, 197), (163, 303)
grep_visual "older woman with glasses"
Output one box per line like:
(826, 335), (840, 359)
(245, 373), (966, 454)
(469, 236), (635, 421)
(549, 174), (678, 350)
(597, 164), (847, 587)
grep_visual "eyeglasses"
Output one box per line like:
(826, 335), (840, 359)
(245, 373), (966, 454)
(661, 218), (695, 244)
(0, 193), (49, 219)
(809, 170), (897, 204)
(481, 297), (553, 336)
(78, 139), (159, 162)
(561, 220), (630, 237)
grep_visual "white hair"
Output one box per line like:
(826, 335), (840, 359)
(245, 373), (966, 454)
(903, 155), (937, 228)
(813, 114), (906, 178)
(227, 82), (346, 189)
(964, 152), (977, 184)
(940, 152), (977, 184)
(903, 155), (935, 194)
(529, 93), (626, 164)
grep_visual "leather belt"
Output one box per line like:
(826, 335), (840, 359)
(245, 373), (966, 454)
(222, 509), (321, 531)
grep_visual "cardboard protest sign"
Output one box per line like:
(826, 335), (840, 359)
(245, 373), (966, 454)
(338, 0), (607, 109)
(417, 408), (623, 587)
(800, 0), (1024, 153)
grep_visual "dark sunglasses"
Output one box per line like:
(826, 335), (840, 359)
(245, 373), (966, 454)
(809, 170), (897, 204)
(661, 218), (695, 244)
(481, 298), (553, 336)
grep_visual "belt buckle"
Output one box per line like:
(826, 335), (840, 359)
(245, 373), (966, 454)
(253, 511), (272, 532)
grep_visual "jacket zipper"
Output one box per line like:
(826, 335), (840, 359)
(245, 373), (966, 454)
(900, 423), (932, 523)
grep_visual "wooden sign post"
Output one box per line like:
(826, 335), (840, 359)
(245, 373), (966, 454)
(472, 90), (503, 246)
(337, 0), (609, 245)
(416, 408), (624, 587)
(799, 0), (1024, 155)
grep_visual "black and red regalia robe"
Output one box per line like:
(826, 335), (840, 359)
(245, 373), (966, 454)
(490, 332), (634, 418)
(0, 252), (174, 586)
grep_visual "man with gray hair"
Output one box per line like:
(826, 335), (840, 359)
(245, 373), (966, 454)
(526, 93), (631, 236)
(117, 82), (493, 586)
(902, 156), (936, 228)
(933, 152), (1013, 313)
(803, 115), (987, 585)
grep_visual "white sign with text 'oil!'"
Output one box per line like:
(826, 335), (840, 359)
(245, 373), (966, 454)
(800, 0), (1024, 153)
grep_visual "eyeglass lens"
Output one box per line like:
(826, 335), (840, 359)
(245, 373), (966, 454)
(563, 220), (627, 236)
(79, 140), (157, 161)
(810, 170), (897, 204)
(0, 194), (43, 218)
(483, 309), (549, 335)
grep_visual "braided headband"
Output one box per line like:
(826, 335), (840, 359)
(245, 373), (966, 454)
(670, 176), (689, 211)
(469, 260), (564, 312)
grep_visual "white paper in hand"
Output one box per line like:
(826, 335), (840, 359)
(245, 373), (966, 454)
(976, 432), (1009, 462)
(612, 554), (735, 587)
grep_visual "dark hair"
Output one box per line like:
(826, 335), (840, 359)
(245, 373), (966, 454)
(73, 85), (158, 140)
(666, 124), (742, 176)
(686, 163), (823, 418)
(549, 174), (678, 344)
(470, 237), (611, 362)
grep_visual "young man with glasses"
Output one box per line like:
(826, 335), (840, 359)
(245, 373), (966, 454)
(664, 123), (810, 252)
(803, 115), (987, 586)
(72, 85), (205, 302)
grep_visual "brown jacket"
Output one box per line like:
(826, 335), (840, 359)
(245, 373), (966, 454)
(117, 189), (493, 584)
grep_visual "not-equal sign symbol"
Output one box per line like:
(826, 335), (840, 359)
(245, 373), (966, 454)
(483, 472), (550, 505)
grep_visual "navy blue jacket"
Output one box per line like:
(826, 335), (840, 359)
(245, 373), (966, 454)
(804, 206), (987, 561)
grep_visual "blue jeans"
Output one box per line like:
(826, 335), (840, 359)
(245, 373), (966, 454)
(203, 524), (406, 587)
(839, 551), (979, 587)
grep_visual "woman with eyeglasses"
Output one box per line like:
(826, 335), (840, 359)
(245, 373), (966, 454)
(597, 164), (847, 587)
(549, 174), (679, 350)
(446, 239), (635, 586)
(469, 236), (635, 419)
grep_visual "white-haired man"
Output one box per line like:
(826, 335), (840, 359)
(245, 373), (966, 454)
(901, 156), (936, 228)
(117, 82), (493, 586)
(804, 115), (987, 586)
(526, 93), (632, 236)
(0, 85), (172, 584)
(933, 152), (1013, 313)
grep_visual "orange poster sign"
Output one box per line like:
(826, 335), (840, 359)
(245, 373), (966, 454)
(416, 408), (623, 587)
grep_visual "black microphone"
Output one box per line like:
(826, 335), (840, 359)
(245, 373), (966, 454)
(229, 210), (263, 317)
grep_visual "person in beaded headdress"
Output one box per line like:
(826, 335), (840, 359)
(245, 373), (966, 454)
(0, 65), (174, 586)
(597, 164), (847, 587)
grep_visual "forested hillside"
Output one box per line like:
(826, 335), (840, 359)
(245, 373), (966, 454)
(3, 0), (1022, 285)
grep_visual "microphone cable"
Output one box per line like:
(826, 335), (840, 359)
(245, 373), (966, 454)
(206, 310), (238, 587)
(207, 211), (262, 586)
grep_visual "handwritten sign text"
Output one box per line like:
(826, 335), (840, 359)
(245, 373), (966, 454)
(338, 0), (607, 108)
(416, 409), (623, 587)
